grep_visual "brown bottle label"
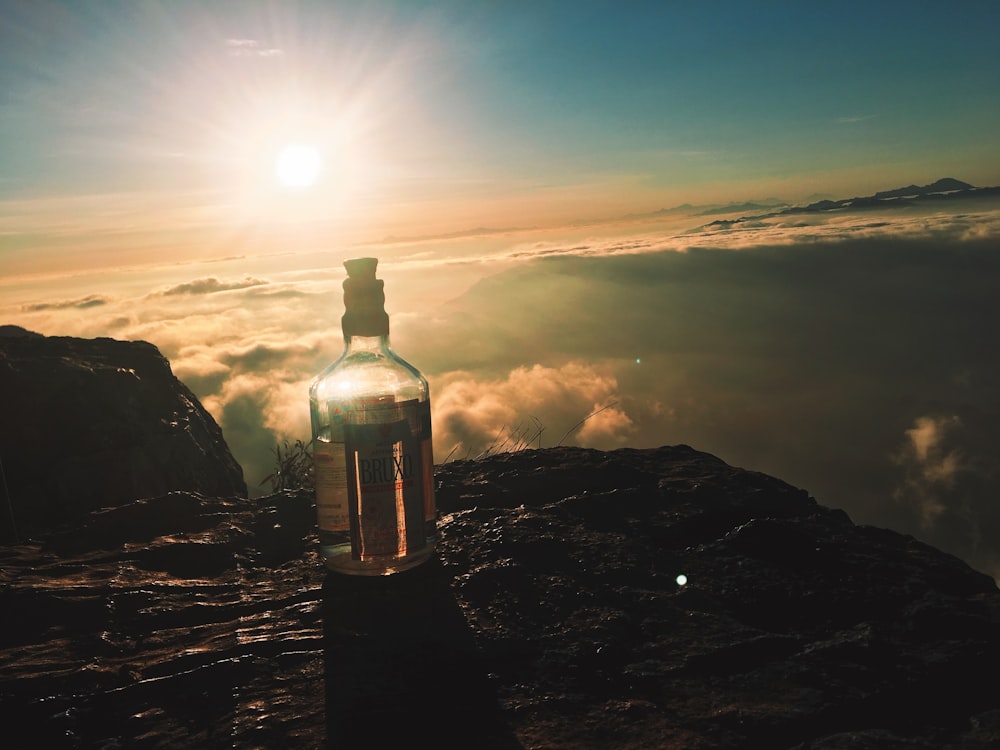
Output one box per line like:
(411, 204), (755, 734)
(344, 399), (427, 559)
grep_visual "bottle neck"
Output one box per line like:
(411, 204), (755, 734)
(343, 332), (390, 355)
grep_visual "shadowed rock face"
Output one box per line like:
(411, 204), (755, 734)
(0, 331), (246, 539)
(436, 448), (1000, 749)
(1, 445), (998, 749)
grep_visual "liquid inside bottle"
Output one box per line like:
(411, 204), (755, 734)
(309, 258), (436, 575)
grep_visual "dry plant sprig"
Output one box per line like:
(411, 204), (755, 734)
(475, 416), (545, 460)
(260, 439), (315, 493)
(557, 401), (619, 446)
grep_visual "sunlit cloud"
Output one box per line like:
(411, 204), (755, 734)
(893, 415), (964, 527)
(224, 38), (284, 57)
(575, 403), (636, 445)
(433, 362), (633, 460)
(197, 366), (313, 491)
(390, 204), (1000, 268)
(158, 277), (270, 296)
(23, 295), (110, 311)
(171, 357), (231, 397)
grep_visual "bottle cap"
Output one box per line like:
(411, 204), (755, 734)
(342, 257), (390, 336)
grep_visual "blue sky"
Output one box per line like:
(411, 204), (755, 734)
(481, 2), (1000, 195)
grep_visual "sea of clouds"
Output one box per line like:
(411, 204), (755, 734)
(7, 201), (1000, 580)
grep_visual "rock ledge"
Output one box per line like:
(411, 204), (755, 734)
(1, 445), (997, 749)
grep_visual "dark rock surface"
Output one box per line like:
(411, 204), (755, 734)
(0, 331), (246, 539)
(2, 445), (998, 749)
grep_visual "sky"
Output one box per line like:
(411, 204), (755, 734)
(2, 1), (1000, 579)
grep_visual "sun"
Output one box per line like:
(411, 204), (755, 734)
(274, 143), (323, 188)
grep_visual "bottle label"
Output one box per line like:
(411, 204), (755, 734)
(344, 399), (429, 560)
(314, 403), (349, 531)
(313, 440), (349, 531)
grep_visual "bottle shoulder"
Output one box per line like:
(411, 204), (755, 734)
(310, 346), (428, 401)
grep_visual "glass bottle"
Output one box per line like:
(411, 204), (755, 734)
(309, 257), (436, 575)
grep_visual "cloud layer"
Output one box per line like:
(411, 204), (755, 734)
(6, 201), (1000, 579)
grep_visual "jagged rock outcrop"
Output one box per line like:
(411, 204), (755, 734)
(0, 330), (246, 539)
(1, 445), (998, 749)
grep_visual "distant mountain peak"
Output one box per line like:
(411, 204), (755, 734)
(688, 177), (998, 229)
(873, 178), (974, 200)
(767, 178), (994, 219)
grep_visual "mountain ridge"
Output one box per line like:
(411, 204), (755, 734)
(618, 176), (996, 227)
(873, 177), (973, 200)
(355, 177), (996, 245)
(701, 177), (1000, 229)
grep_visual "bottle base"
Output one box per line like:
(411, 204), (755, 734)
(320, 541), (435, 576)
